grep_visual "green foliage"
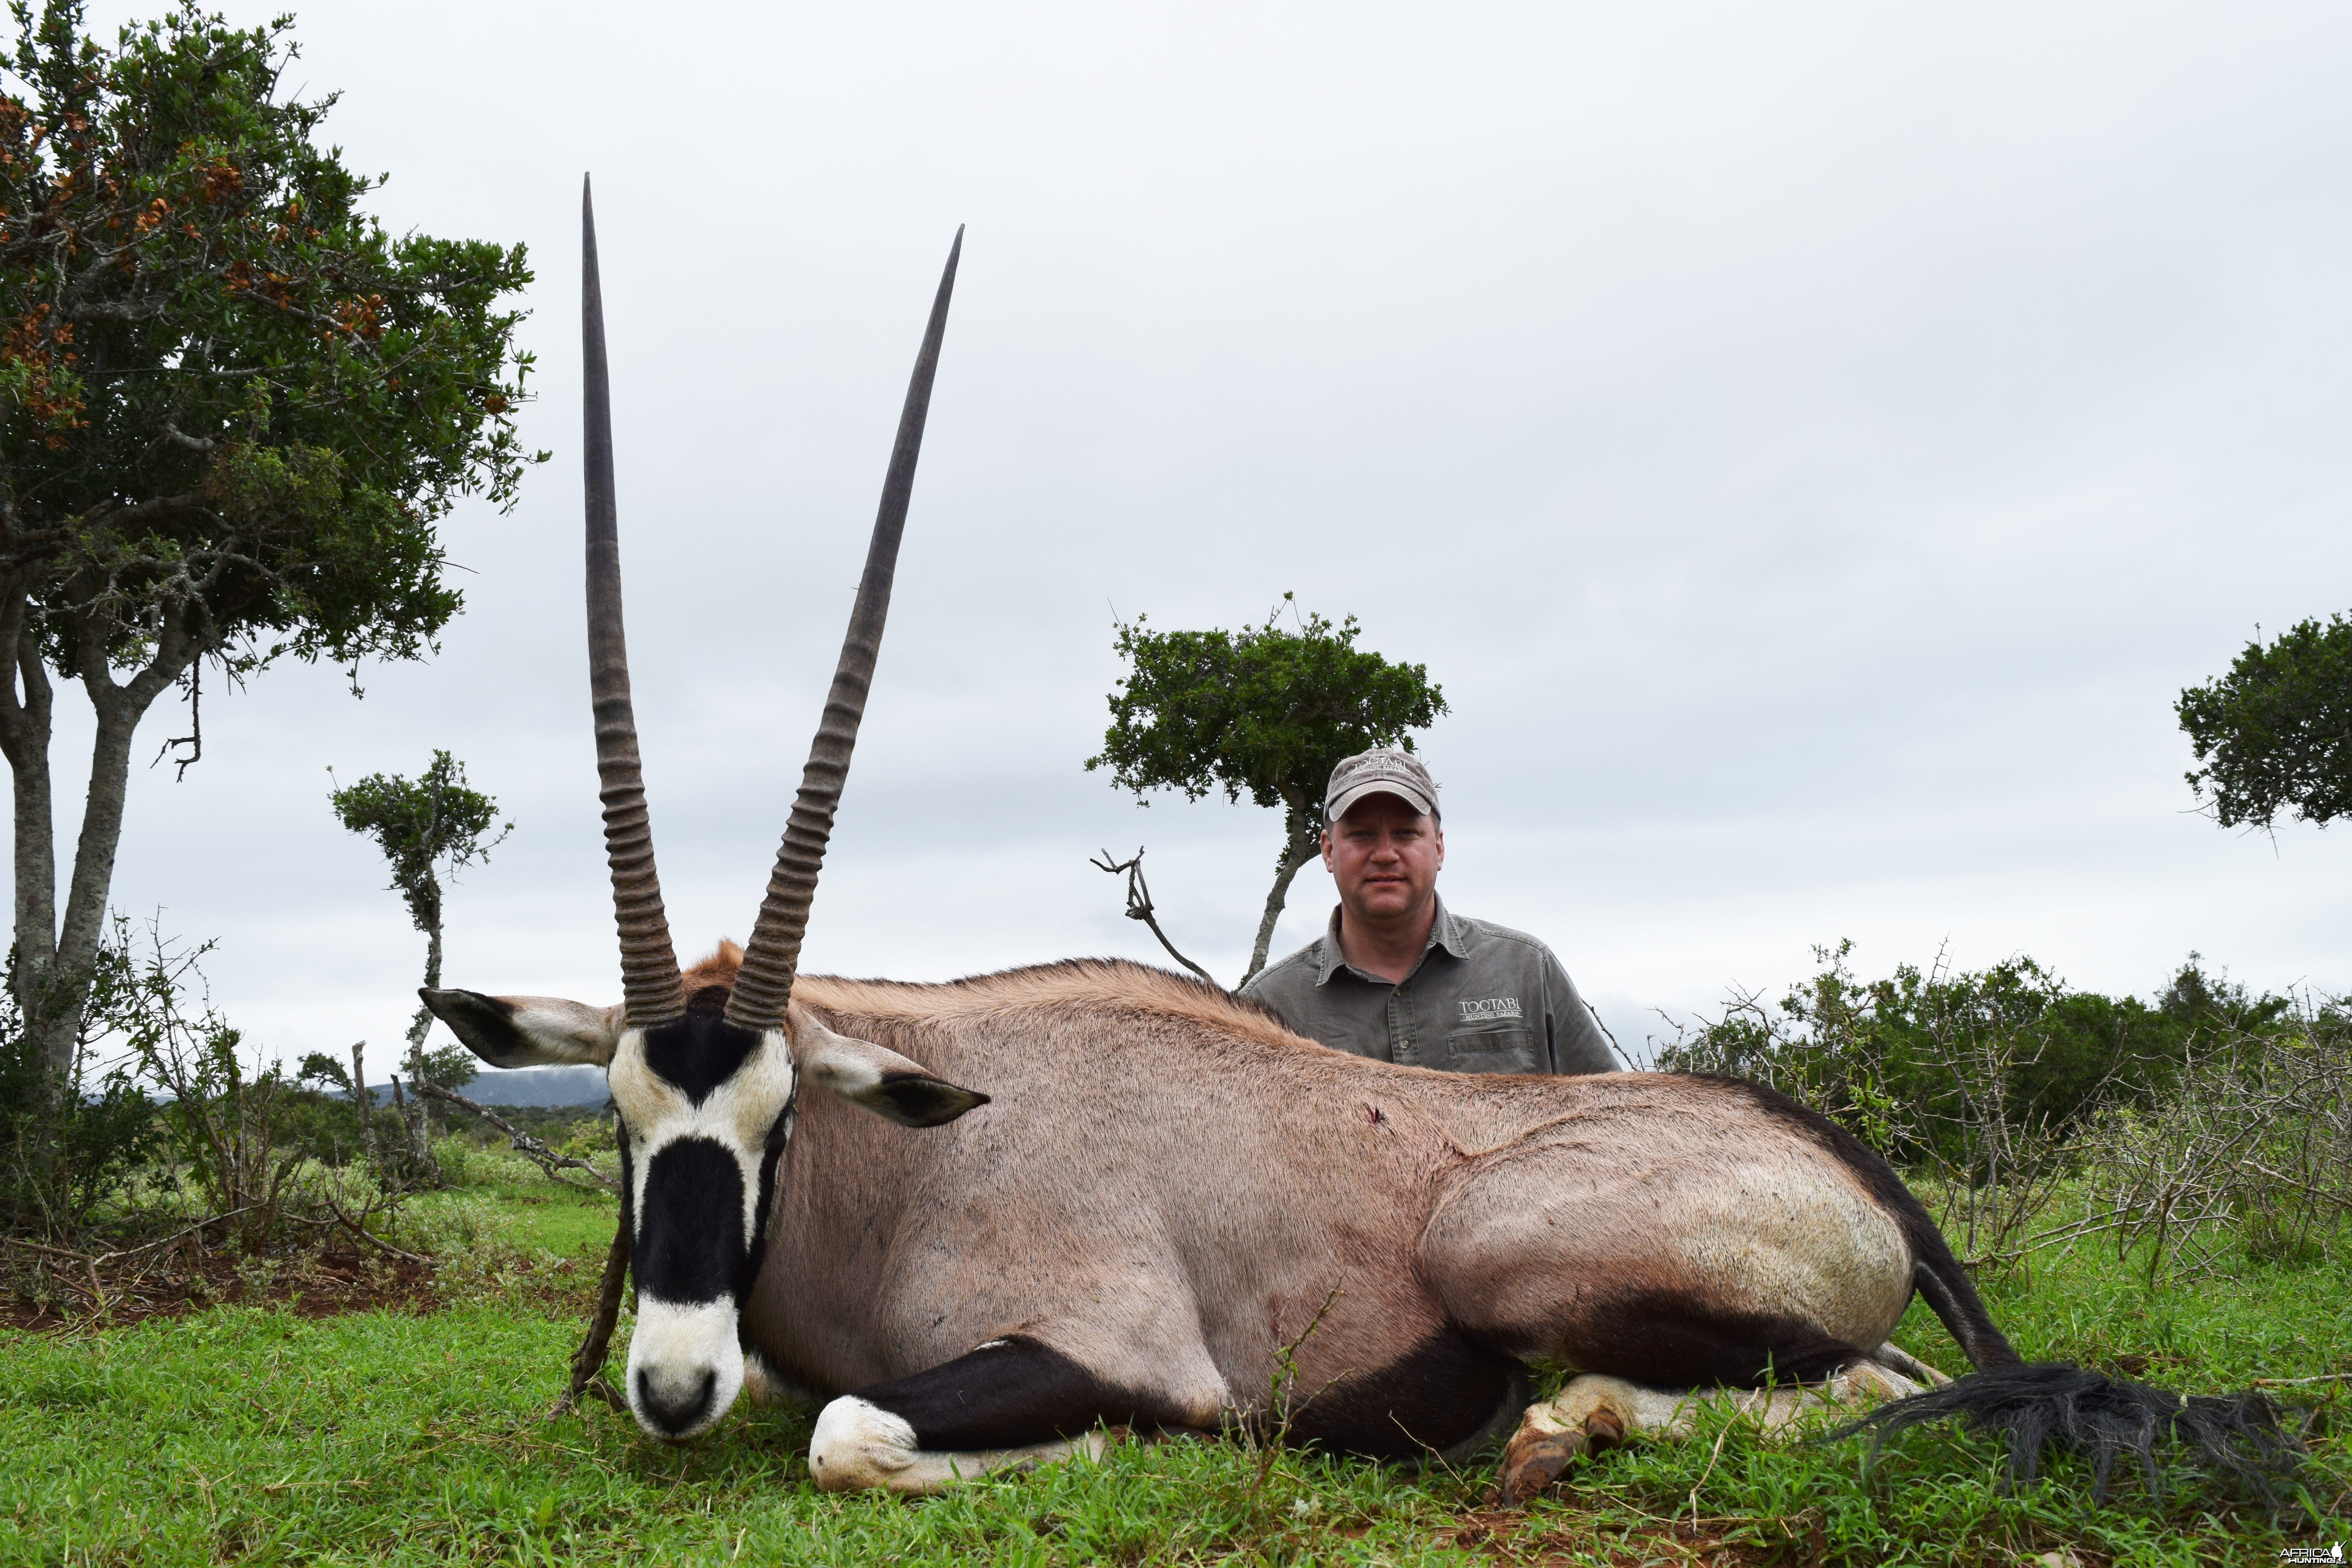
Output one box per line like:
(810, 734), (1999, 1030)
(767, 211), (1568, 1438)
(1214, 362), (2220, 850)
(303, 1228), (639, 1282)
(328, 749), (506, 946)
(292, 1049), (349, 1094)
(1088, 594), (1448, 846)
(413, 1042), (475, 1093)
(98, 920), (308, 1247)
(274, 1079), (388, 1167)
(1655, 942), (2276, 1169)
(329, 749), (498, 1181)
(0, 928), (156, 1230)
(0, 0), (541, 677)
(2178, 611), (2352, 831)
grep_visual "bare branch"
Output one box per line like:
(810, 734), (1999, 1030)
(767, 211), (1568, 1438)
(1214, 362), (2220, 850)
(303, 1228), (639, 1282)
(412, 1082), (619, 1193)
(1091, 847), (1222, 989)
(148, 658), (201, 780)
(304, 1200), (430, 1265)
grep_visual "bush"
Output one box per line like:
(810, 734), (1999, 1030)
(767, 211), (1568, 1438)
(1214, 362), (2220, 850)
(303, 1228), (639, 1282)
(1652, 942), (2334, 1274)
(1654, 942), (2279, 1162)
(2080, 994), (2350, 1283)
(0, 926), (163, 1234)
(1, 915), (439, 1271)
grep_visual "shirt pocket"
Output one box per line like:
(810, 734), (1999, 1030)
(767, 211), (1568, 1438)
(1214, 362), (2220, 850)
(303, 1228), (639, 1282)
(1443, 1020), (1541, 1075)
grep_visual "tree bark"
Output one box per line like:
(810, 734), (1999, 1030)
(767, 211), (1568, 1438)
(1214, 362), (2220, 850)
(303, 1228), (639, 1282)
(0, 586), (199, 1086)
(350, 1040), (379, 1172)
(1240, 816), (1321, 990)
(36, 615), (197, 1079)
(403, 876), (443, 1149)
(0, 599), (59, 1084)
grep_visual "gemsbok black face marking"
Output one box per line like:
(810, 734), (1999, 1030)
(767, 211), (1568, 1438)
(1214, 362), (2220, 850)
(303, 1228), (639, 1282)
(421, 180), (981, 1443)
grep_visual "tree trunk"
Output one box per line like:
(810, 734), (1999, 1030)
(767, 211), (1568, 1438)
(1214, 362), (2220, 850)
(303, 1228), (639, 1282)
(38, 626), (197, 1079)
(350, 1040), (379, 1172)
(0, 597), (197, 1088)
(0, 611), (59, 1093)
(404, 880), (443, 1148)
(1240, 816), (1321, 990)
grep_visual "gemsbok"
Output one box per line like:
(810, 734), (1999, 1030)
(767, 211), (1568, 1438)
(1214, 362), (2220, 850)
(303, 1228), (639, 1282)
(421, 181), (2294, 1504)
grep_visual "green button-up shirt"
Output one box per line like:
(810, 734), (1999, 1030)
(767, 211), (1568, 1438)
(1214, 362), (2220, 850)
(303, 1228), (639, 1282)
(1239, 897), (1619, 1075)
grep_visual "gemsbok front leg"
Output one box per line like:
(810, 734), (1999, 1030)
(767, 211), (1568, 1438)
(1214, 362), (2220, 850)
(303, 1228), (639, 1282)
(805, 1337), (1186, 1495)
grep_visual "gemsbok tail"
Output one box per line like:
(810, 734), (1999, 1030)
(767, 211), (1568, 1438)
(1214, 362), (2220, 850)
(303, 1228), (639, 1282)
(1835, 1193), (2303, 1505)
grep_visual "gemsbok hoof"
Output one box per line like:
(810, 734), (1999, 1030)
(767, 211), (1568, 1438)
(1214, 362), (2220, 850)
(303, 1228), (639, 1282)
(1492, 1430), (1574, 1506)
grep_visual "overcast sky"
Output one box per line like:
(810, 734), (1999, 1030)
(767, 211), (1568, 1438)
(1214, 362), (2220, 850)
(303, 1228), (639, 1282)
(33, 2), (2352, 1073)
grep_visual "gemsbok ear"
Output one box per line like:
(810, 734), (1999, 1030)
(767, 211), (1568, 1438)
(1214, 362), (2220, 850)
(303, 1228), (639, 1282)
(791, 1013), (989, 1129)
(419, 989), (628, 1070)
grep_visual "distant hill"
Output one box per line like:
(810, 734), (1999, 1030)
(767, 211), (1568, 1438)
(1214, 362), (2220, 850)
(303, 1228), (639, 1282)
(343, 1065), (609, 1109)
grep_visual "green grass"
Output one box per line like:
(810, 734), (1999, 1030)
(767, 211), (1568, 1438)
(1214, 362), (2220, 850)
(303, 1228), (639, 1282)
(2, 1163), (2345, 1565)
(399, 1164), (617, 1259)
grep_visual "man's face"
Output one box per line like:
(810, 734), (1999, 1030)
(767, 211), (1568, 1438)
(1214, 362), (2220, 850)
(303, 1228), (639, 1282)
(1322, 792), (1444, 925)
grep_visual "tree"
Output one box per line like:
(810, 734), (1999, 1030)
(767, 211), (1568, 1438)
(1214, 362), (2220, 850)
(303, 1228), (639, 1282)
(329, 749), (504, 1173)
(2177, 613), (2352, 833)
(1087, 595), (1446, 987)
(0, 3), (539, 1103)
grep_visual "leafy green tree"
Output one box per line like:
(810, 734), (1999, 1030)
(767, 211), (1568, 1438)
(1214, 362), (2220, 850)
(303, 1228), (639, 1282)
(1087, 595), (1446, 986)
(2177, 612), (2352, 832)
(0, 3), (540, 1109)
(330, 749), (503, 1171)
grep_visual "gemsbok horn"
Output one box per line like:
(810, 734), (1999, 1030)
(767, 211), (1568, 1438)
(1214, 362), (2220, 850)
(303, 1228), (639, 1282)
(726, 230), (962, 1031)
(581, 176), (688, 1028)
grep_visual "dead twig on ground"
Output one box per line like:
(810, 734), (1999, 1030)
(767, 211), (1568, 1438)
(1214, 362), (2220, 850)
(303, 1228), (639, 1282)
(314, 1198), (429, 1265)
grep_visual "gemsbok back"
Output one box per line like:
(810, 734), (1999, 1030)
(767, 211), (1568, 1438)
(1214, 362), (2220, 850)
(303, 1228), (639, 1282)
(421, 181), (2297, 1504)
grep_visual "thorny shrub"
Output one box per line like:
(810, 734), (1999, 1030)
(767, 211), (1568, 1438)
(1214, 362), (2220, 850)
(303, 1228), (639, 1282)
(2076, 998), (2350, 1285)
(1653, 941), (2347, 1279)
(2, 916), (423, 1268)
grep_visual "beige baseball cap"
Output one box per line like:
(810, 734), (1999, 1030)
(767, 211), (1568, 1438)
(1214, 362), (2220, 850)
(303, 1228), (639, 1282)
(1324, 747), (1440, 824)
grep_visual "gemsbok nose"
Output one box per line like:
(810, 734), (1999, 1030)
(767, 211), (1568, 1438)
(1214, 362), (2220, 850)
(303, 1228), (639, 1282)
(635, 1366), (717, 1437)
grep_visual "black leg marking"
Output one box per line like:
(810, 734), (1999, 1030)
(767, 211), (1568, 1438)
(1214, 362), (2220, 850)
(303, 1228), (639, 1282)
(1559, 1292), (1862, 1388)
(634, 1137), (745, 1304)
(1283, 1330), (1522, 1461)
(849, 1337), (1173, 1452)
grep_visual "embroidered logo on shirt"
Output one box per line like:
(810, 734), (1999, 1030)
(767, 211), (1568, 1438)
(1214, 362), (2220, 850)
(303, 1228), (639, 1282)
(1459, 997), (1523, 1021)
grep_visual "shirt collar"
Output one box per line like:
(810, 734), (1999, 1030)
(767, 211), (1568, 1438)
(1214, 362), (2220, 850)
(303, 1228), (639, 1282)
(1315, 895), (1460, 986)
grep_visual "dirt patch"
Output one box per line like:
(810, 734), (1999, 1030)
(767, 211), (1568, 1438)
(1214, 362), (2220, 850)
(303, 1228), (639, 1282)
(3, 1240), (599, 1331)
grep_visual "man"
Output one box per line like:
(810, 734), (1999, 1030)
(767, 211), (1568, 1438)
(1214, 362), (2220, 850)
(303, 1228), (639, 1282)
(1241, 748), (1618, 1076)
